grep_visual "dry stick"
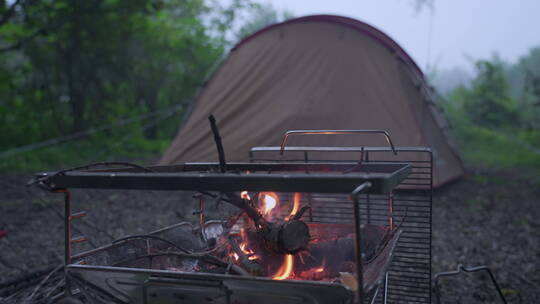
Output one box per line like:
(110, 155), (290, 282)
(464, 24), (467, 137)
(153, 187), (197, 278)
(208, 115), (226, 173)
(28, 161), (153, 187)
(224, 193), (266, 228)
(25, 264), (63, 303)
(43, 277), (65, 299)
(226, 236), (262, 275)
(205, 115), (267, 228)
(3, 288), (24, 303)
(0, 266), (58, 294)
(205, 115), (309, 254)
(197, 191), (263, 228)
(292, 206), (310, 221)
(111, 251), (250, 277)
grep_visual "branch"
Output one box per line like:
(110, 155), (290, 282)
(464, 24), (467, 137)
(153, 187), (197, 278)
(208, 114), (227, 173)
(0, 0), (22, 26)
(0, 26), (46, 53)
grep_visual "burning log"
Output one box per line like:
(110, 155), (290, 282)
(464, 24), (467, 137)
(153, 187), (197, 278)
(263, 220), (310, 254)
(292, 224), (392, 280)
(207, 115), (311, 256)
(198, 189), (311, 256)
(226, 235), (264, 275)
(221, 191), (310, 255)
(204, 115), (401, 286)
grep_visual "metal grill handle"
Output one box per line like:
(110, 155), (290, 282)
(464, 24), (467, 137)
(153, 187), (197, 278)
(279, 130), (397, 155)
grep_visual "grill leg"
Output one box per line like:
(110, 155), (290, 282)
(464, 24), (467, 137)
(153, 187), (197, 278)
(383, 272), (389, 304)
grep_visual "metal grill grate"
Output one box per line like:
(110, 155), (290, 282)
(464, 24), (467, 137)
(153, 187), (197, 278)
(250, 147), (433, 303)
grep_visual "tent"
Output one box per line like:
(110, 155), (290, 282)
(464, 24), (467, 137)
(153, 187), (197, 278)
(159, 15), (464, 187)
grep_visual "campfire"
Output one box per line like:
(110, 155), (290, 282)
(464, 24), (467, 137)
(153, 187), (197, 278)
(36, 158), (407, 304)
(196, 190), (398, 287)
(32, 123), (433, 303)
(219, 191), (341, 281)
(69, 186), (401, 290)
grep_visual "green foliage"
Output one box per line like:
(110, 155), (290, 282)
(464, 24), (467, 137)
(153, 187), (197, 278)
(0, 0), (256, 172)
(441, 53), (540, 169)
(461, 60), (519, 128)
(235, 3), (293, 41)
(451, 123), (540, 168)
(498, 47), (540, 130)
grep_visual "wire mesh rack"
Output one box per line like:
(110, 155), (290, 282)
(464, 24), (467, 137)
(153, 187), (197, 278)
(250, 146), (433, 304)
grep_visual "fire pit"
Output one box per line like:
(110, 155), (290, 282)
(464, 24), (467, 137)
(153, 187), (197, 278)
(34, 130), (433, 304)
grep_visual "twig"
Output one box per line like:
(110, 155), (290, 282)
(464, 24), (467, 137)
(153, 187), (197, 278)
(292, 206), (311, 221)
(198, 191), (265, 229)
(112, 235), (192, 254)
(208, 115), (227, 173)
(226, 236), (262, 275)
(25, 264), (63, 303)
(224, 192), (265, 228)
(111, 251), (250, 276)
(43, 277), (65, 299)
(29, 161), (154, 187)
(0, 0), (22, 26)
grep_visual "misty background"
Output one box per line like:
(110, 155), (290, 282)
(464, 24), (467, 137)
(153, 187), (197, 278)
(1, 2), (539, 303)
(1, 0), (539, 170)
(261, 0), (540, 94)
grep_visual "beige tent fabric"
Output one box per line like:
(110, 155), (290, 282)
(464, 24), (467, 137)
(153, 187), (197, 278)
(159, 16), (464, 187)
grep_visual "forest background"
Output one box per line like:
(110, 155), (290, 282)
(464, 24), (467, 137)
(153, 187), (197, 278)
(1, 0), (539, 173)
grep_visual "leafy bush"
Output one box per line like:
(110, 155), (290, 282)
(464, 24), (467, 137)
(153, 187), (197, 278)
(440, 55), (540, 169)
(0, 0), (255, 172)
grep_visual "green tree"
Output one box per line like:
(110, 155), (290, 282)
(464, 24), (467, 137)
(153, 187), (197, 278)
(0, 0), (230, 148)
(0, 0), (257, 170)
(440, 55), (540, 168)
(506, 47), (540, 130)
(235, 3), (293, 41)
(461, 59), (519, 128)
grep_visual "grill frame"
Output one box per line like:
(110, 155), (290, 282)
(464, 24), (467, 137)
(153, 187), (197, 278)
(33, 147), (428, 303)
(250, 146), (433, 304)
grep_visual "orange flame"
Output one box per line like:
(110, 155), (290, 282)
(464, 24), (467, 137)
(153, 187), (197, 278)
(239, 243), (254, 255)
(237, 229), (259, 261)
(240, 191), (251, 200)
(313, 267), (324, 273)
(270, 193), (301, 280)
(286, 193), (301, 221)
(260, 192), (279, 215)
(272, 254), (294, 280)
(248, 255), (259, 261)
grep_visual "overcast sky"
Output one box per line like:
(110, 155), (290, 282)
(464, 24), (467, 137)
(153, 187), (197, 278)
(262, 0), (540, 73)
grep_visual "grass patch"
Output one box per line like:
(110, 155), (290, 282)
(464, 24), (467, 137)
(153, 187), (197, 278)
(454, 125), (540, 169)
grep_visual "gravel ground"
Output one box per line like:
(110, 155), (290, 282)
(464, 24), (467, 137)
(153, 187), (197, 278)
(0, 167), (538, 303)
(432, 168), (540, 303)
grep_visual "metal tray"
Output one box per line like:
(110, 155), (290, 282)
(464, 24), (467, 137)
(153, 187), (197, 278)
(36, 161), (411, 194)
